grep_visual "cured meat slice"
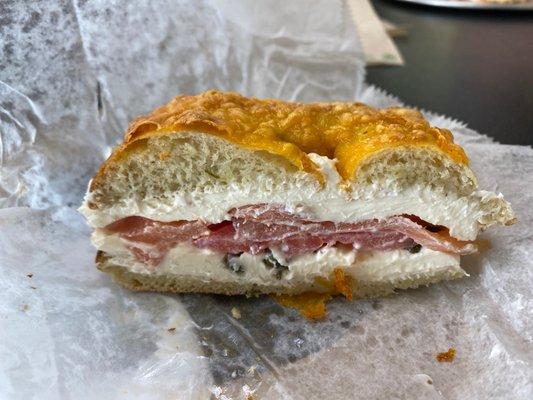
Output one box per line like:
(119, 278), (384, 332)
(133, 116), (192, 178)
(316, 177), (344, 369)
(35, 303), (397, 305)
(105, 216), (210, 266)
(104, 205), (475, 266)
(383, 216), (476, 255)
(227, 206), (473, 256)
(105, 216), (209, 244)
(192, 222), (254, 254)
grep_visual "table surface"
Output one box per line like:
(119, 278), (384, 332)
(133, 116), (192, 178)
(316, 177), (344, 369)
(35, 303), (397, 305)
(367, 0), (533, 146)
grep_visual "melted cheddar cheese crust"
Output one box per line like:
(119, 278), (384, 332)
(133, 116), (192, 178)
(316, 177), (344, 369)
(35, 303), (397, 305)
(121, 91), (468, 181)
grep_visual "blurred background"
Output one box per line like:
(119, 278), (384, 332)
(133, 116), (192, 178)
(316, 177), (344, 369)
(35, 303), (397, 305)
(364, 0), (533, 145)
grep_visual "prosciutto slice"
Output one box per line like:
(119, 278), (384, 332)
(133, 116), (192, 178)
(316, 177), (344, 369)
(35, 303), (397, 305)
(105, 216), (210, 266)
(105, 205), (475, 266)
(225, 205), (475, 256)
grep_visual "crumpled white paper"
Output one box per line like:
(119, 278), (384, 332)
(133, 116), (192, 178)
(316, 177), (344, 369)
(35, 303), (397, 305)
(0, 1), (531, 399)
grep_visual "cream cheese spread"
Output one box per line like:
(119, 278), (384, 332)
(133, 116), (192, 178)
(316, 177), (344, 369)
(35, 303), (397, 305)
(93, 230), (464, 287)
(80, 153), (509, 240)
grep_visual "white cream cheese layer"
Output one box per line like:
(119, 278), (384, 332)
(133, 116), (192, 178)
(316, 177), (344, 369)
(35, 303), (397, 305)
(80, 153), (511, 240)
(93, 230), (463, 287)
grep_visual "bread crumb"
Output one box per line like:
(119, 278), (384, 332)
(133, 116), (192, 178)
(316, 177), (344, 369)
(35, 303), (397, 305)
(27, 273), (33, 278)
(158, 151), (171, 161)
(436, 348), (456, 362)
(21, 304), (29, 312)
(247, 365), (257, 376)
(231, 307), (241, 319)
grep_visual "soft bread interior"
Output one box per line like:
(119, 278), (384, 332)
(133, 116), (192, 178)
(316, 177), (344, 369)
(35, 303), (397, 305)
(89, 132), (477, 206)
(356, 146), (477, 195)
(89, 132), (310, 207)
(81, 132), (515, 240)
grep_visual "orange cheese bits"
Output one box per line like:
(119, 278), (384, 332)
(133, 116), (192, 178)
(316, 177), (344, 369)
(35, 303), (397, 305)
(273, 292), (332, 320)
(436, 348), (456, 362)
(274, 268), (354, 320)
(333, 267), (353, 301)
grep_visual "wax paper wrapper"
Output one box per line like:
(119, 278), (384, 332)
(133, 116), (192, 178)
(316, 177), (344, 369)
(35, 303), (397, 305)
(0, 1), (531, 399)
